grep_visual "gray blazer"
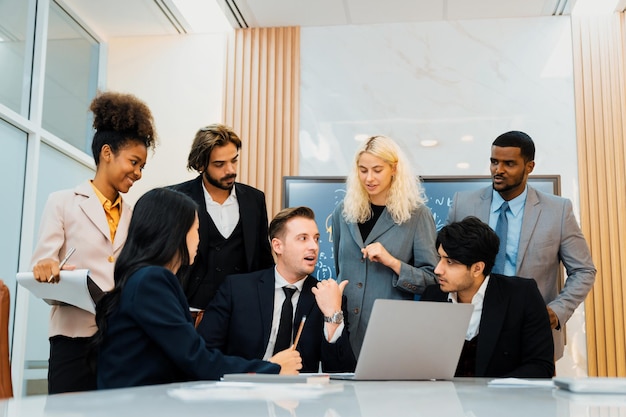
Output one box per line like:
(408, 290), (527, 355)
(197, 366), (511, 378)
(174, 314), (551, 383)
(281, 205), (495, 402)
(446, 185), (596, 357)
(332, 202), (438, 357)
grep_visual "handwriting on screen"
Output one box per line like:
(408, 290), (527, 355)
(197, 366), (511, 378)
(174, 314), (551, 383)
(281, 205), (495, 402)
(283, 176), (559, 280)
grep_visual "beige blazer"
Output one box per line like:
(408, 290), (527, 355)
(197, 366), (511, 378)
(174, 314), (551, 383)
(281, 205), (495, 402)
(31, 181), (132, 338)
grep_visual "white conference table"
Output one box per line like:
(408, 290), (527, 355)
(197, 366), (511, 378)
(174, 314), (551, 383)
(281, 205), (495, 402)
(0, 378), (624, 417)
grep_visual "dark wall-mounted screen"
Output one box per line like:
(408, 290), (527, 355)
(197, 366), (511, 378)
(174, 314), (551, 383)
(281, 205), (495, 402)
(282, 175), (560, 280)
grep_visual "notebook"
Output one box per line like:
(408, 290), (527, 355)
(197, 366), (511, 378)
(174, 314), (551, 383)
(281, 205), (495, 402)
(16, 269), (104, 314)
(553, 377), (626, 394)
(331, 299), (473, 381)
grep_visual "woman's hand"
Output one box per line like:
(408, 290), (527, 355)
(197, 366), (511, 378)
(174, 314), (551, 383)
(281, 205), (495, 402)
(32, 258), (75, 283)
(361, 242), (401, 274)
(269, 348), (303, 375)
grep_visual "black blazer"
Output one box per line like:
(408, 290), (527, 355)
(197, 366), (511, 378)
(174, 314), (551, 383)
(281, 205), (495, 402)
(421, 274), (554, 378)
(170, 176), (274, 306)
(97, 266), (279, 389)
(197, 268), (356, 373)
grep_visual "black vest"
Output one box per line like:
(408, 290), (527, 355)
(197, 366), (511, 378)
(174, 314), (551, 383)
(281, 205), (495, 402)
(187, 218), (247, 308)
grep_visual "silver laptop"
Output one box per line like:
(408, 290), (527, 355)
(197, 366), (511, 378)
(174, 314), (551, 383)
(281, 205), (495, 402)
(331, 299), (473, 381)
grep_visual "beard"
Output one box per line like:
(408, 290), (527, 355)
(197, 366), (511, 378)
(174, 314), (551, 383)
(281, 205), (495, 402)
(203, 171), (236, 191)
(492, 176), (524, 194)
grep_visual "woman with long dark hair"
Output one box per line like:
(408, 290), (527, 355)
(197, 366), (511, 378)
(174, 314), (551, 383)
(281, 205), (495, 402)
(93, 188), (301, 389)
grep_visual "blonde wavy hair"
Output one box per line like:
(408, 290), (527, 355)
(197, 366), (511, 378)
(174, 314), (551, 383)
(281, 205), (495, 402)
(342, 135), (426, 225)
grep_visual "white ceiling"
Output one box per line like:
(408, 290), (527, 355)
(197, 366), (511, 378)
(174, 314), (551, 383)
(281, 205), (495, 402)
(59, 0), (578, 39)
(229, 0), (574, 28)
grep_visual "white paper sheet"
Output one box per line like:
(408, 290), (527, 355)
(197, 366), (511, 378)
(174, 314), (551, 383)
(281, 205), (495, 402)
(488, 378), (555, 388)
(168, 381), (343, 402)
(17, 269), (96, 314)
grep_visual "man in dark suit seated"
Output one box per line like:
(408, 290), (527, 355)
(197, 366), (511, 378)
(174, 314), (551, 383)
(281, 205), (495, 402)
(422, 216), (554, 378)
(197, 206), (356, 373)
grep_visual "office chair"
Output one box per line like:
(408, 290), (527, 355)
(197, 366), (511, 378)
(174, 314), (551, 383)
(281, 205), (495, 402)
(0, 279), (13, 398)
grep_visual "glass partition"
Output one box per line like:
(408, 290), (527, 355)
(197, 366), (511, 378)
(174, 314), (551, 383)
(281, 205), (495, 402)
(0, 119), (27, 348)
(0, 0), (33, 115)
(42, 2), (99, 152)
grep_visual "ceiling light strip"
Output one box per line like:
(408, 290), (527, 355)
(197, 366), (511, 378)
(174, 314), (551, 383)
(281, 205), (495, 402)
(153, 0), (187, 34)
(224, 0), (249, 29)
(552, 0), (569, 15)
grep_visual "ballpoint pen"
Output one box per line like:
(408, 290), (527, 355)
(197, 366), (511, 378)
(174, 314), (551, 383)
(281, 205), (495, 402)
(48, 247), (76, 282)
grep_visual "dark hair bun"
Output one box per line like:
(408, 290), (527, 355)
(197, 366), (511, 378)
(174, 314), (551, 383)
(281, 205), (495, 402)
(90, 91), (155, 140)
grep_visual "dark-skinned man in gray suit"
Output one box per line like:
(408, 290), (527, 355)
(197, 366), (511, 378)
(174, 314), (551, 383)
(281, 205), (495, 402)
(445, 131), (596, 359)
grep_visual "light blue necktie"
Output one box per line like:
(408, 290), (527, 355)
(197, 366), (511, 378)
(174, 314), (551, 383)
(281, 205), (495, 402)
(493, 201), (509, 274)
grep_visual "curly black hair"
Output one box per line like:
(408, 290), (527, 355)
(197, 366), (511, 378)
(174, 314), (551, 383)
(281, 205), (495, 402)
(89, 91), (157, 164)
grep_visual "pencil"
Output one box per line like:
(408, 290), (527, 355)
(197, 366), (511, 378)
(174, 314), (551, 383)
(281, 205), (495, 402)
(292, 316), (306, 350)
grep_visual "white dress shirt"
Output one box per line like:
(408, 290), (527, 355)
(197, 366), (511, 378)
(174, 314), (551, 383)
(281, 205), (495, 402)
(448, 275), (490, 340)
(263, 269), (344, 360)
(489, 187), (527, 276)
(263, 270), (305, 360)
(203, 184), (240, 238)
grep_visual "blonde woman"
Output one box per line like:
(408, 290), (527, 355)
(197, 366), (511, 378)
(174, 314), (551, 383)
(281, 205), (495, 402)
(331, 135), (438, 356)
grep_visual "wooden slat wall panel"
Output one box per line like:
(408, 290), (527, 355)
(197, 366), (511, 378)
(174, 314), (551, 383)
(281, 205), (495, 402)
(571, 14), (626, 377)
(223, 27), (300, 217)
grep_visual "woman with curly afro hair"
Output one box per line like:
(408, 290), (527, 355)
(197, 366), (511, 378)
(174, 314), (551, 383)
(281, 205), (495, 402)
(30, 91), (157, 394)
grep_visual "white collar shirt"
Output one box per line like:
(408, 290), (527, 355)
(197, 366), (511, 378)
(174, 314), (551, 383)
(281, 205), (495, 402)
(203, 184), (239, 238)
(489, 187), (527, 276)
(263, 269), (306, 360)
(448, 275), (490, 340)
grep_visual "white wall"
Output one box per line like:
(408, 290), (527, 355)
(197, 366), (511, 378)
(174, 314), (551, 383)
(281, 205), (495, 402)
(106, 33), (228, 204)
(300, 17), (578, 197)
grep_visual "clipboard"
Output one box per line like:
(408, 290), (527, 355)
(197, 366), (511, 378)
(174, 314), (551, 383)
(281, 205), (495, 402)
(17, 269), (106, 314)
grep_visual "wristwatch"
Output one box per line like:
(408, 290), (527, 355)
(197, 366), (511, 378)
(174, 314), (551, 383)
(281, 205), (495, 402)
(324, 311), (344, 324)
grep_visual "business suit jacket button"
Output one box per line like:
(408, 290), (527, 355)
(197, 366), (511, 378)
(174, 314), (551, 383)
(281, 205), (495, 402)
(353, 308), (359, 314)
(215, 247), (221, 251)
(216, 267), (222, 272)
(107, 256), (115, 263)
(356, 282), (363, 288)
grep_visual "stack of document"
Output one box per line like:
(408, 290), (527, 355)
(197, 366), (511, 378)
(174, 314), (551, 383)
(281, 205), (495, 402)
(221, 373), (330, 384)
